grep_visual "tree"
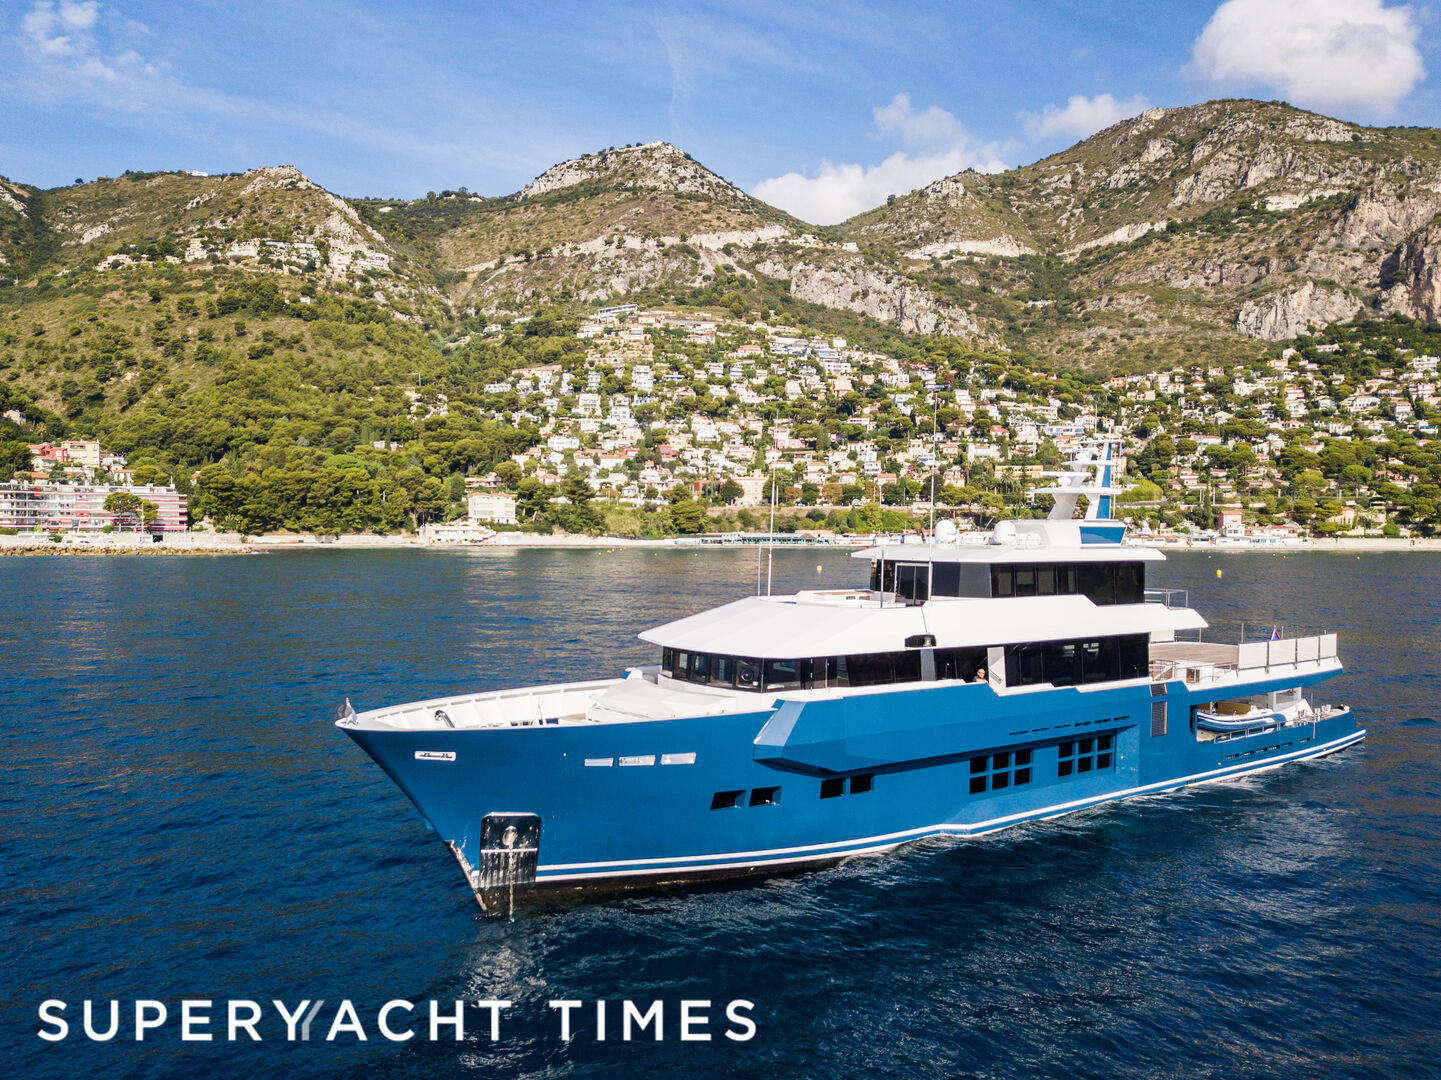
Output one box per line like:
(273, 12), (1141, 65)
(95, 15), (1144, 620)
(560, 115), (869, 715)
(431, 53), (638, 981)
(718, 478), (744, 504)
(103, 491), (156, 529)
(667, 497), (708, 534)
(0, 440), (29, 481)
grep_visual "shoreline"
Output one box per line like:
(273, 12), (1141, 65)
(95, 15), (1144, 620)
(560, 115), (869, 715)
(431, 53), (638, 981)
(5, 532), (1441, 555)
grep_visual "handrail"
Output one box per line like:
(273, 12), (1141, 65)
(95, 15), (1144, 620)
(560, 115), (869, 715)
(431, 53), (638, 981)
(1144, 588), (1189, 609)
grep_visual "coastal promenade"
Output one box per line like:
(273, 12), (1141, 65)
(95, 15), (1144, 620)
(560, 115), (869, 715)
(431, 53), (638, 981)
(6, 531), (1441, 555)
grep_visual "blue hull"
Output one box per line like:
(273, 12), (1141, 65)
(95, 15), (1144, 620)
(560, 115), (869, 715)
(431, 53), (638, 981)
(343, 671), (1363, 904)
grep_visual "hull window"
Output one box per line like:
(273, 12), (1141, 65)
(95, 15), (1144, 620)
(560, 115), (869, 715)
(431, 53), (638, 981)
(820, 775), (872, 799)
(1058, 734), (1114, 778)
(710, 790), (744, 810)
(968, 748), (1034, 794)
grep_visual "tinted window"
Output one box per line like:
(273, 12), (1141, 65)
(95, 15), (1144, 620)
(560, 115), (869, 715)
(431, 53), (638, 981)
(896, 563), (930, 603)
(735, 659), (762, 689)
(1078, 564), (1115, 605)
(1006, 644), (1045, 686)
(764, 659), (801, 690)
(935, 647), (986, 681)
(1116, 562), (1145, 604)
(846, 653), (894, 686)
(710, 655), (734, 686)
(1120, 634), (1150, 679)
(932, 562), (960, 597)
(893, 651), (922, 683)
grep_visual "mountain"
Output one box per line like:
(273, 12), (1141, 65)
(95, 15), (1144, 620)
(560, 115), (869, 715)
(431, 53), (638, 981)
(351, 140), (979, 336)
(838, 99), (1441, 364)
(8, 98), (1441, 421)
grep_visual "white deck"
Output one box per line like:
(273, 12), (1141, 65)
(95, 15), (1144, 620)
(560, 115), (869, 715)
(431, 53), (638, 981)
(345, 668), (766, 732)
(641, 593), (1206, 659)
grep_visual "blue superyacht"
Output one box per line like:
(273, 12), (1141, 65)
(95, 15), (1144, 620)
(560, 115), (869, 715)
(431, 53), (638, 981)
(338, 443), (1362, 911)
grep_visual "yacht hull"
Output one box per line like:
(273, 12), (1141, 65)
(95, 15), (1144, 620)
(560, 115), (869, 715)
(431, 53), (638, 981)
(341, 675), (1362, 910)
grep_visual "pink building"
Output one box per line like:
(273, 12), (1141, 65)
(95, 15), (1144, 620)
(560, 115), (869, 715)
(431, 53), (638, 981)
(0, 482), (188, 533)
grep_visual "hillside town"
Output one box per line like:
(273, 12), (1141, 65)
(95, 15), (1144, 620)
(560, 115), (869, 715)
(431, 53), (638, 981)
(443, 305), (1440, 541)
(4, 303), (1440, 541)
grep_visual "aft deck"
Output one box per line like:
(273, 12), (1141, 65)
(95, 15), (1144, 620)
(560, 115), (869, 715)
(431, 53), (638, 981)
(1149, 633), (1339, 686)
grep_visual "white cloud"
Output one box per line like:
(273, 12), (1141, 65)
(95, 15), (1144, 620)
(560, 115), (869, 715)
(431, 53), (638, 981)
(752, 94), (1011, 225)
(873, 92), (966, 148)
(1191, 0), (1424, 114)
(19, 0), (163, 98)
(1023, 92), (1149, 141)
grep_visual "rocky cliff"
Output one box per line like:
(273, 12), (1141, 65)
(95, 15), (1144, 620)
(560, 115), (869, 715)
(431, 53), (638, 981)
(10, 99), (1441, 370)
(838, 99), (1441, 362)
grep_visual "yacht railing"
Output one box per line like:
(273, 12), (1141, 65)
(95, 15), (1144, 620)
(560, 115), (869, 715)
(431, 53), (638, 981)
(1149, 633), (1338, 686)
(1150, 658), (1236, 683)
(358, 677), (620, 730)
(1144, 588), (1190, 609)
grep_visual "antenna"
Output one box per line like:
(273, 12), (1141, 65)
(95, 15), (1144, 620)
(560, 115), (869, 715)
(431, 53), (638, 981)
(766, 469), (776, 596)
(756, 514), (762, 596)
(929, 385), (937, 537)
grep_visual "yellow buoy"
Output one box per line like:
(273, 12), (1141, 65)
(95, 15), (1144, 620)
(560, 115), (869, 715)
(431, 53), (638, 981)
(1216, 568), (1223, 578)
(816, 564), (823, 574)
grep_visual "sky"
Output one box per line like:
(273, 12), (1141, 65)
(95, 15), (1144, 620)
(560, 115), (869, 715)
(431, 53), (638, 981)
(2, 0), (1439, 225)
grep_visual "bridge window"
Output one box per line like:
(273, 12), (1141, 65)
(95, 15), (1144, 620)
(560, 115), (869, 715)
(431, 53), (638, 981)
(895, 563), (930, 604)
(763, 659), (802, 691)
(991, 561), (1145, 605)
(665, 645), (967, 692)
(871, 559), (991, 598)
(735, 659), (762, 689)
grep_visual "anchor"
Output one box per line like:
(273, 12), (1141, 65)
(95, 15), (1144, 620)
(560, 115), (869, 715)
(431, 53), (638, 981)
(474, 813), (541, 917)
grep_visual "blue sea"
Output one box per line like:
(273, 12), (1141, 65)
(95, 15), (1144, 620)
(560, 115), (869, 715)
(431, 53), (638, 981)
(2, 548), (1438, 1080)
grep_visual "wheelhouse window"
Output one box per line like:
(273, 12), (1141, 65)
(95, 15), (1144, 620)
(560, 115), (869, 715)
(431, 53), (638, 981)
(871, 558), (989, 598)
(661, 644), (940, 692)
(763, 659), (802, 691)
(991, 561), (1146, 605)
(895, 563), (930, 604)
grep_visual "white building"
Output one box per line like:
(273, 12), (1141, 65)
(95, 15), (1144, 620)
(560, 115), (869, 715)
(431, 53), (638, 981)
(467, 493), (517, 525)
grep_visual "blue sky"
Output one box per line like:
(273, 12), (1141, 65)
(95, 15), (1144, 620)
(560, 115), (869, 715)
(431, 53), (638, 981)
(2, 0), (1439, 223)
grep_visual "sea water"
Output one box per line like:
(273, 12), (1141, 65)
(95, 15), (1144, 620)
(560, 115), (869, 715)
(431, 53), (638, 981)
(2, 548), (1438, 1079)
